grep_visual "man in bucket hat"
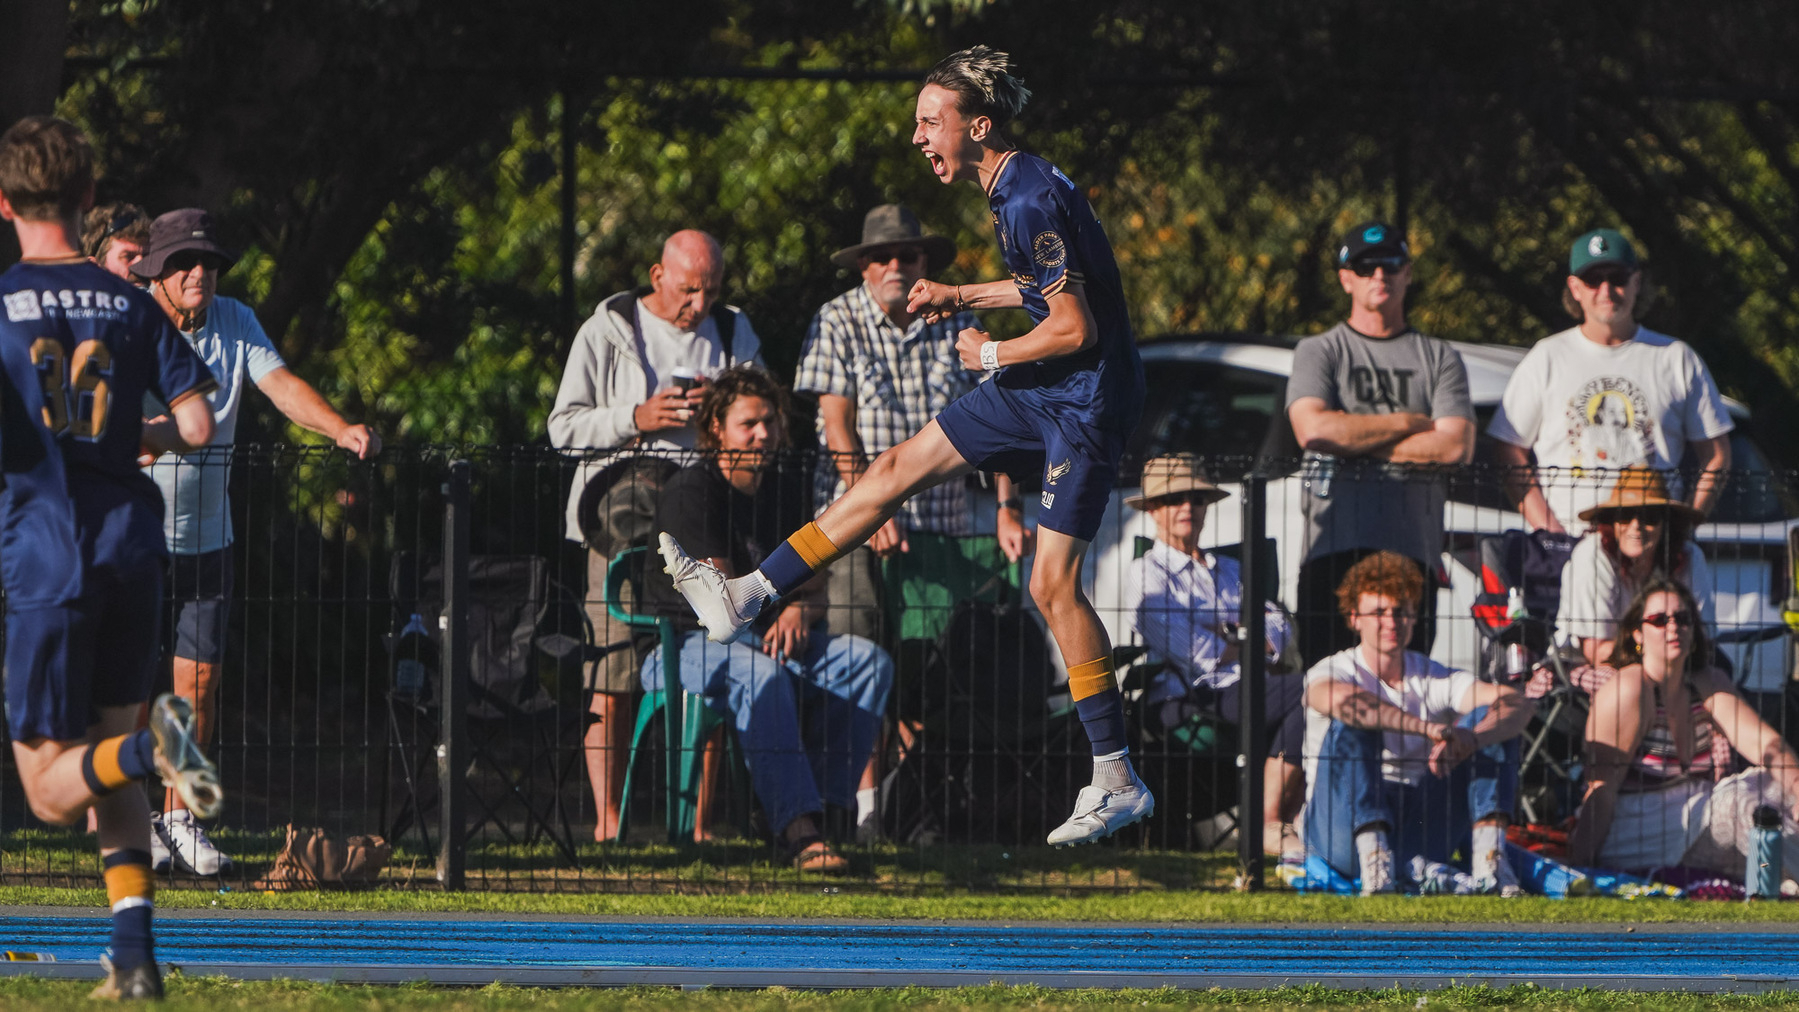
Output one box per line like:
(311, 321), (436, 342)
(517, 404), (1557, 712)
(795, 203), (1030, 840)
(134, 208), (381, 877)
(1124, 454), (1304, 860)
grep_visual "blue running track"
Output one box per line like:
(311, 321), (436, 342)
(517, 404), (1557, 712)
(0, 915), (1793, 991)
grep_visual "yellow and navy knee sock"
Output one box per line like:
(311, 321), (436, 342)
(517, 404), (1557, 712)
(758, 522), (848, 597)
(80, 730), (157, 801)
(1067, 656), (1129, 758)
(102, 849), (155, 971)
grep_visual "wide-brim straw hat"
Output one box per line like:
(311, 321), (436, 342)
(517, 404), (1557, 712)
(1577, 464), (1704, 525)
(829, 204), (956, 273)
(1125, 454), (1230, 510)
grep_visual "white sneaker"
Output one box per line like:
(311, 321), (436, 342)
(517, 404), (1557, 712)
(659, 533), (756, 643)
(162, 809), (232, 876)
(1046, 775), (1154, 847)
(148, 813), (171, 874)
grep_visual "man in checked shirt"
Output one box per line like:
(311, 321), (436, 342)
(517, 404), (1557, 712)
(796, 204), (1032, 838)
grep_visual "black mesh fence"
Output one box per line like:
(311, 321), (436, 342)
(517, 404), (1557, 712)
(0, 446), (1792, 895)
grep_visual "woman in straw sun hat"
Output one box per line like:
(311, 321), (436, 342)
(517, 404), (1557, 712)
(1124, 454), (1306, 860)
(1558, 465), (1713, 671)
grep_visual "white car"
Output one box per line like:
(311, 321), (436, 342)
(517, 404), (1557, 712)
(1077, 336), (1796, 694)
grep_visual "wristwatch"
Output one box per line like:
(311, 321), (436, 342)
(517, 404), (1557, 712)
(998, 497), (1024, 512)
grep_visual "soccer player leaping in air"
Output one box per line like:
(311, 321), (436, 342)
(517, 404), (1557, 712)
(661, 46), (1152, 846)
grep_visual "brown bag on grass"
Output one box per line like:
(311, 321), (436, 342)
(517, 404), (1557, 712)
(253, 825), (392, 891)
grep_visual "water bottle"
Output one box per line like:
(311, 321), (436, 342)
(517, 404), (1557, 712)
(394, 612), (432, 700)
(1503, 587), (1530, 680)
(1747, 805), (1783, 899)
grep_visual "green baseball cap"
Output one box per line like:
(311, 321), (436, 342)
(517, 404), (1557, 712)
(1569, 228), (1638, 276)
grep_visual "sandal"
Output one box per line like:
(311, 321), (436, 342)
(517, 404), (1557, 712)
(782, 833), (849, 873)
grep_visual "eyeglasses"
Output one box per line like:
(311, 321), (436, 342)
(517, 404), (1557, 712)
(1577, 266), (1635, 289)
(1640, 611), (1694, 630)
(1359, 606), (1417, 620)
(1348, 255), (1408, 277)
(164, 251), (225, 274)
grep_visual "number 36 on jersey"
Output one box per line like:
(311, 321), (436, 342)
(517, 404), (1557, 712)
(30, 337), (112, 441)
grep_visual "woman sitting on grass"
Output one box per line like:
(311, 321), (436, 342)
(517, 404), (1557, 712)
(1568, 577), (1799, 883)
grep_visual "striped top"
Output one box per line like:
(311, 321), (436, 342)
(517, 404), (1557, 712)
(1619, 674), (1725, 792)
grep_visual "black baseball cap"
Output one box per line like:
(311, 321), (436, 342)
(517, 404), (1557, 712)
(131, 208), (239, 279)
(1336, 221), (1410, 267)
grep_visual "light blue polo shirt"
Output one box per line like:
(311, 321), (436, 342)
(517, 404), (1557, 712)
(144, 297), (286, 554)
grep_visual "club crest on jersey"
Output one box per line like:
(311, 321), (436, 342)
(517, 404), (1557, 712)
(1045, 459), (1072, 485)
(1032, 232), (1067, 269)
(4, 291), (42, 322)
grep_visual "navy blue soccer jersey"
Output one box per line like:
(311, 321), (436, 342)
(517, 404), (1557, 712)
(985, 149), (1142, 407)
(0, 259), (215, 606)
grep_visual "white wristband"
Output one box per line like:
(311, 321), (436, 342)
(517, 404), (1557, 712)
(980, 340), (1001, 372)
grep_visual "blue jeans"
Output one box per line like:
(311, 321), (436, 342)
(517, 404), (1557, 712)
(1303, 709), (1518, 883)
(643, 626), (893, 835)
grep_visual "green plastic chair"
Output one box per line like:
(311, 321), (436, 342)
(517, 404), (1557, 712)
(605, 546), (728, 843)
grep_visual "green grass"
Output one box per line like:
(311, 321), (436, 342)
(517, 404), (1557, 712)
(7, 884), (1799, 923)
(4, 980), (1799, 1011)
(8, 827), (1799, 923)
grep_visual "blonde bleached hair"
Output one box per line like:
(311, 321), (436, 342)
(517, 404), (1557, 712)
(923, 45), (1032, 133)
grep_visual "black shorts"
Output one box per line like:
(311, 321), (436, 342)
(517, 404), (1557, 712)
(166, 548), (233, 665)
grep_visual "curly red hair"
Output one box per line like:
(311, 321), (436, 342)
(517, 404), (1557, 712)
(1335, 551), (1424, 620)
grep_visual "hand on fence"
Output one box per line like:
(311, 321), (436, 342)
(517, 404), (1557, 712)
(336, 424), (382, 459)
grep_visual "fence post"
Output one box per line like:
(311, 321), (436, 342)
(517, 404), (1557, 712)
(1236, 470), (1267, 891)
(437, 459), (470, 889)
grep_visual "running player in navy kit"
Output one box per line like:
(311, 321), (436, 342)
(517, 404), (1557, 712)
(0, 115), (221, 1000)
(660, 47), (1152, 846)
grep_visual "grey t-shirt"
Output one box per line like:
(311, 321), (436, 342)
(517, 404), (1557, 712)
(1284, 323), (1473, 564)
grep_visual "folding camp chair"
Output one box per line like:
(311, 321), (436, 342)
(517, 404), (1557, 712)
(382, 552), (590, 866)
(1470, 528), (1582, 824)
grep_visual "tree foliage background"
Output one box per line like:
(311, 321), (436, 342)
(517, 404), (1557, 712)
(25, 0), (1799, 458)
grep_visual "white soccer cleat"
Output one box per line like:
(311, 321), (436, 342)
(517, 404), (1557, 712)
(148, 693), (223, 819)
(1046, 775), (1154, 847)
(659, 532), (755, 644)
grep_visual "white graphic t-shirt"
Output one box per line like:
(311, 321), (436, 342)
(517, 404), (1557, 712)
(1486, 327), (1733, 528)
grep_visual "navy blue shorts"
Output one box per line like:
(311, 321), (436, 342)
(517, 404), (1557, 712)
(166, 548), (233, 664)
(4, 571), (163, 742)
(936, 375), (1131, 542)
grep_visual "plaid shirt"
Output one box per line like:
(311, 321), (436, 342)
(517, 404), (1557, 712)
(795, 283), (982, 534)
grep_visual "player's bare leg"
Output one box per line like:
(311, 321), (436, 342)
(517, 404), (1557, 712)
(660, 422), (971, 642)
(1031, 528), (1153, 846)
(13, 704), (169, 998)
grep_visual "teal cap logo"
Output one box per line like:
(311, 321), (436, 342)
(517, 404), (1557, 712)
(1363, 225), (1386, 244)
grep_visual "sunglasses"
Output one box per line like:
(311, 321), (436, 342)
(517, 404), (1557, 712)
(1348, 255), (1408, 277)
(1578, 267), (1635, 289)
(101, 210), (143, 241)
(165, 251), (225, 274)
(1610, 510), (1665, 527)
(1640, 611), (1694, 630)
(870, 247), (927, 266)
(1151, 492), (1214, 508)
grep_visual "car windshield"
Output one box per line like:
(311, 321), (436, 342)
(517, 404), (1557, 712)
(1122, 360), (1287, 486)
